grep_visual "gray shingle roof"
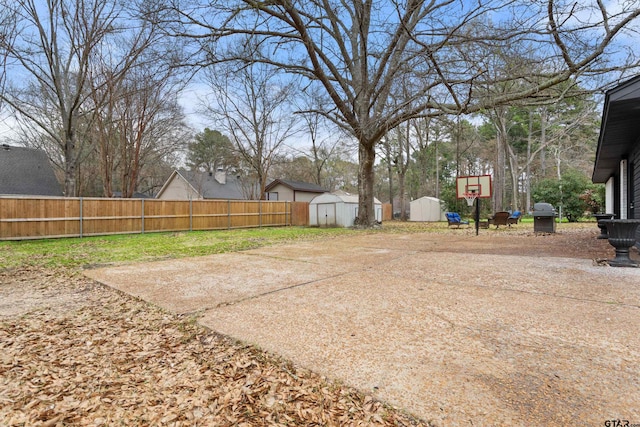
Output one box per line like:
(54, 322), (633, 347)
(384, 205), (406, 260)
(179, 170), (247, 200)
(0, 145), (63, 196)
(264, 179), (327, 193)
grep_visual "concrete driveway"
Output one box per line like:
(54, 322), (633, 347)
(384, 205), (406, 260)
(84, 230), (640, 426)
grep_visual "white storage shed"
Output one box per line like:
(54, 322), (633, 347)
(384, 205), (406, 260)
(409, 196), (446, 222)
(309, 192), (383, 227)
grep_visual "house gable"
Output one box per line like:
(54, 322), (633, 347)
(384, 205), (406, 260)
(156, 171), (202, 200)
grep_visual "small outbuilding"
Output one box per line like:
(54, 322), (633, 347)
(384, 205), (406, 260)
(409, 196), (446, 222)
(309, 192), (382, 227)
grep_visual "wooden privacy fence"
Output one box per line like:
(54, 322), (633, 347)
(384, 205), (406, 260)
(382, 203), (392, 222)
(0, 196), (310, 240)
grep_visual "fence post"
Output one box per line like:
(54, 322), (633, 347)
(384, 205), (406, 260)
(259, 200), (262, 228)
(228, 200), (231, 229)
(189, 199), (193, 232)
(141, 199), (145, 234)
(79, 197), (83, 238)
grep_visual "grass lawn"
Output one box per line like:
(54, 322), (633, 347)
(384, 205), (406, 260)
(0, 227), (357, 270)
(0, 219), (597, 270)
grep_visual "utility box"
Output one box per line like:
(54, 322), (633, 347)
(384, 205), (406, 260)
(533, 202), (557, 233)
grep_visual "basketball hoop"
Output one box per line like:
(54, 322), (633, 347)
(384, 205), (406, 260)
(456, 176), (492, 236)
(463, 191), (478, 207)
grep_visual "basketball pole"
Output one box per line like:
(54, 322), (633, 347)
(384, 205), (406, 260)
(475, 197), (480, 236)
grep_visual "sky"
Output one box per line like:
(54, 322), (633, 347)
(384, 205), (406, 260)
(0, 111), (18, 142)
(2, 0), (639, 148)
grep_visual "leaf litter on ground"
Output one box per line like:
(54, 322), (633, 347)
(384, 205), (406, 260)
(0, 267), (431, 426)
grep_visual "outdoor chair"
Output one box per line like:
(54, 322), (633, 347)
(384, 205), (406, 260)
(446, 212), (469, 228)
(488, 211), (510, 228)
(507, 210), (522, 226)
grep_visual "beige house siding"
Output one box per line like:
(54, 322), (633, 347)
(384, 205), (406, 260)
(293, 190), (320, 203)
(267, 183), (294, 201)
(266, 183), (321, 202)
(264, 179), (327, 202)
(157, 174), (201, 200)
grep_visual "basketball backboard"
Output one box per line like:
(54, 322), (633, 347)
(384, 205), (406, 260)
(456, 175), (492, 199)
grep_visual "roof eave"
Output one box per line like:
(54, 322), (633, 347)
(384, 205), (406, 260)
(592, 76), (640, 183)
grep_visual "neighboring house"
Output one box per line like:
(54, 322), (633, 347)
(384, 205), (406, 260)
(263, 179), (327, 202)
(592, 75), (640, 224)
(0, 144), (63, 196)
(156, 169), (246, 200)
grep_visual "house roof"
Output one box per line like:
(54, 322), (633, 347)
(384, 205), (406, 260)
(264, 179), (327, 193)
(593, 75), (640, 183)
(157, 169), (247, 200)
(0, 145), (63, 196)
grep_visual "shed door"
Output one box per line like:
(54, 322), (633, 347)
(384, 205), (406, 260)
(317, 203), (336, 227)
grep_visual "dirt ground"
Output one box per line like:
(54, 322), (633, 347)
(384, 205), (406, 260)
(2, 222), (640, 426)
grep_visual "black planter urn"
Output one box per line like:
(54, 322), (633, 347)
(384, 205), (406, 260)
(594, 213), (615, 239)
(601, 219), (640, 267)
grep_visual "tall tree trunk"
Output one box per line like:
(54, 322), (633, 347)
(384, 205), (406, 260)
(355, 142), (376, 227)
(100, 138), (113, 198)
(540, 108), (547, 177)
(315, 158), (322, 187)
(435, 141), (440, 199)
(398, 122), (411, 221)
(383, 139), (394, 216)
(507, 144), (519, 211)
(525, 110), (532, 213)
(125, 121), (145, 198)
(494, 117), (507, 212)
(387, 165), (394, 215)
(398, 172), (406, 220)
(64, 135), (77, 197)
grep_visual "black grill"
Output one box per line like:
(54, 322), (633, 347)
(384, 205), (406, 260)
(533, 202), (556, 232)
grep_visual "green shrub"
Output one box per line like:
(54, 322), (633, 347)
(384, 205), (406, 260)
(532, 170), (604, 222)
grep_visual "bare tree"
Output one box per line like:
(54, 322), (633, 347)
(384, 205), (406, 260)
(289, 85), (355, 187)
(203, 58), (300, 199)
(378, 123), (412, 220)
(89, 56), (189, 197)
(163, 0), (640, 227)
(0, 0), (162, 196)
(0, 5), (16, 111)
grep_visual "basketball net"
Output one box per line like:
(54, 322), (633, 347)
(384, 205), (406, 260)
(463, 192), (478, 207)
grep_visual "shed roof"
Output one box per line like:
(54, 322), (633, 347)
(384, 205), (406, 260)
(310, 191), (381, 204)
(0, 145), (62, 196)
(593, 75), (640, 183)
(264, 179), (327, 193)
(411, 196), (442, 203)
